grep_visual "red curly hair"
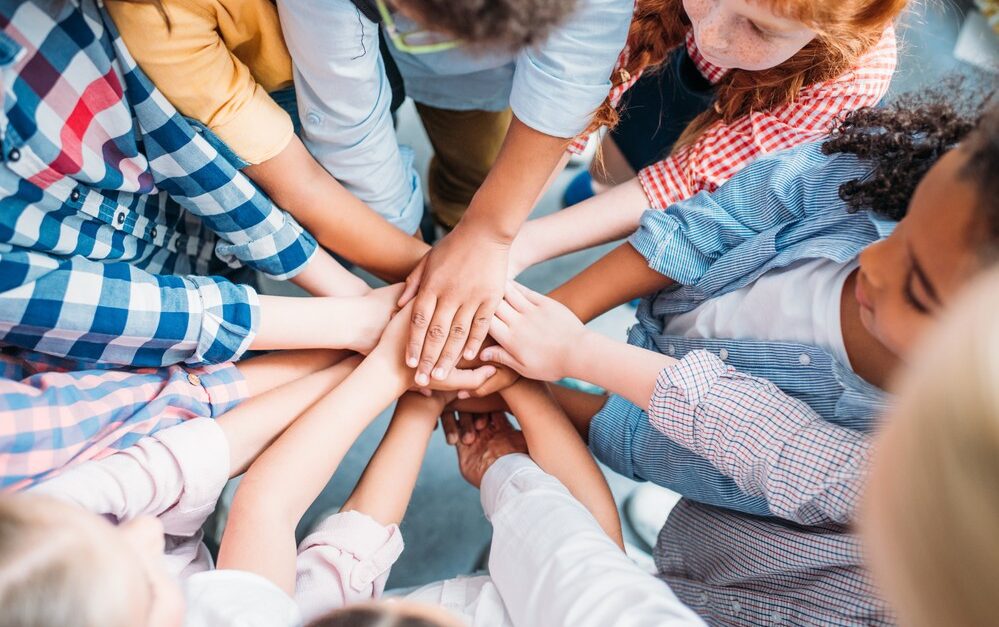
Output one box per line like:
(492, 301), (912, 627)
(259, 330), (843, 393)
(586, 0), (908, 149)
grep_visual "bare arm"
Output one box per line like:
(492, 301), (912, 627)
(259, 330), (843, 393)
(244, 137), (429, 283)
(500, 380), (623, 548)
(340, 392), (450, 526)
(548, 242), (674, 323)
(510, 178), (649, 277)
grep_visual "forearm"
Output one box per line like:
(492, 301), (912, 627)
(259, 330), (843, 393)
(546, 383), (608, 441)
(549, 242), (674, 323)
(218, 353), (409, 591)
(219, 356), (361, 476)
(289, 249), (370, 297)
(252, 295), (365, 351)
(462, 116), (569, 241)
(513, 178), (648, 272)
(341, 399), (440, 526)
(245, 139), (428, 282)
(236, 349), (352, 398)
(500, 381), (622, 547)
(566, 331), (677, 410)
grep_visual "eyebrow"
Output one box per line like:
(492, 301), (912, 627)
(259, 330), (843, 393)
(909, 245), (942, 306)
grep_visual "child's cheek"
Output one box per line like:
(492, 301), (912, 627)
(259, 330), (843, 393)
(681, 0), (711, 27)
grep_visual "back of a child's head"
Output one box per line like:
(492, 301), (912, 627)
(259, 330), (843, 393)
(0, 496), (128, 627)
(866, 266), (999, 627)
(588, 0), (909, 140)
(307, 605), (454, 627)
(399, 0), (578, 50)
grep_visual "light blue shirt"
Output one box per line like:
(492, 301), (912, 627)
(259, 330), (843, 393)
(277, 0), (632, 234)
(590, 142), (896, 518)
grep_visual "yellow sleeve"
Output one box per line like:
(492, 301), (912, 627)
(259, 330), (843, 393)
(106, 0), (294, 165)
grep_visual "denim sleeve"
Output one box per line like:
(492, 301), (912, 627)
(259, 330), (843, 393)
(510, 0), (632, 137)
(589, 393), (772, 517)
(628, 143), (869, 284)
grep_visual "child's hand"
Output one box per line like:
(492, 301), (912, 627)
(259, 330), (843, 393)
(349, 283), (406, 353)
(440, 409), (494, 445)
(481, 282), (588, 382)
(453, 413), (528, 488)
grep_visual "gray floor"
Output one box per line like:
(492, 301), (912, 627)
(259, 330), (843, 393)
(258, 2), (994, 589)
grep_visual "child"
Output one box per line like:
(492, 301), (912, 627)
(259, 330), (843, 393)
(862, 267), (999, 627)
(2, 309), (496, 625)
(507, 0), (905, 281)
(105, 0), (429, 283)
(477, 100), (999, 624)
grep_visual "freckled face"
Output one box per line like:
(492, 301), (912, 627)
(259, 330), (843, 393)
(683, 0), (817, 71)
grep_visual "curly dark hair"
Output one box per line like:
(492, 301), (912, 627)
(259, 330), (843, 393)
(308, 607), (444, 627)
(400, 0), (577, 50)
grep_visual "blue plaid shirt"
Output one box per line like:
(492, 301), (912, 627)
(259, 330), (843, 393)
(0, 0), (317, 367)
(590, 142), (896, 517)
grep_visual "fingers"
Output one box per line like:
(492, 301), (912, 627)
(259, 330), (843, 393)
(487, 316), (511, 346)
(437, 364), (497, 391)
(474, 414), (489, 431)
(398, 256), (426, 307)
(417, 301), (461, 385)
(504, 280), (533, 312)
(406, 291), (437, 375)
(457, 412), (477, 444)
(441, 411), (459, 445)
(514, 281), (546, 306)
(433, 305), (476, 381)
(460, 302), (496, 362)
(494, 300), (518, 325)
(479, 346), (526, 374)
(469, 365), (519, 398)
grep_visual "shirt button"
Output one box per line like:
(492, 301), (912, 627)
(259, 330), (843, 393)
(7, 148), (20, 162)
(798, 353), (811, 366)
(187, 372), (201, 386)
(731, 600), (742, 614)
(668, 344), (676, 355)
(150, 227), (158, 239)
(70, 189), (81, 202)
(770, 612), (784, 625)
(116, 212), (125, 225)
(697, 592), (709, 605)
(718, 348), (728, 361)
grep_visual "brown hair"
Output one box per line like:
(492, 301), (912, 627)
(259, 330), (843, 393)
(307, 607), (448, 627)
(585, 0), (908, 149)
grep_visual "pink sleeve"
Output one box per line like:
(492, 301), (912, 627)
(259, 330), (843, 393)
(639, 27), (897, 210)
(30, 417), (230, 538)
(294, 510), (404, 623)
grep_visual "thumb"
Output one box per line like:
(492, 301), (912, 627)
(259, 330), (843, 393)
(398, 257), (427, 307)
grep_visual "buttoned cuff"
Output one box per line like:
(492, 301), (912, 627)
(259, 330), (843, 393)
(188, 276), (260, 365)
(299, 510), (404, 592)
(627, 208), (713, 285)
(648, 350), (730, 449)
(154, 417), (230, 528)
(480, 453), (541, 518)
(209, 85), (296, 166)
(185, 361), (249, 417)
(213, 202), (318, 281)
(587, 394), (645, 481)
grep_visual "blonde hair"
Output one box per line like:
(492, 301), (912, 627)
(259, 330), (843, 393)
(0, 496), (132, 627)
(874, 267), (999, 627)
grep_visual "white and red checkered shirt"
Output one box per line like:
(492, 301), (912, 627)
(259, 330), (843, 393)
(639, 28), (897, 210)
(570, 27), (898, 212)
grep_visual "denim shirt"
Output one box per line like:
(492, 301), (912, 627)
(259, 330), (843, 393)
(589, 142), (896, 517)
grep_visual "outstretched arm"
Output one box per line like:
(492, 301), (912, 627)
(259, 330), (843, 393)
(499, 380), (623, 547)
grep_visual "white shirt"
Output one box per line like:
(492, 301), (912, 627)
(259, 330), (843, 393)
(408, 455), (706, 627)
(664, 258), (856, 368)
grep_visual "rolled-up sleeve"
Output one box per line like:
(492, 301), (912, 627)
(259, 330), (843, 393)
(0, 246), (259, 366)
(648, 350), (869, 525)
(628, 143), (867, 284)
(510, 0), (632, 137)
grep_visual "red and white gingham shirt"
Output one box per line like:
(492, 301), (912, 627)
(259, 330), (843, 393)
(571, 27), (898, 212)
(639, 28), (897, 210)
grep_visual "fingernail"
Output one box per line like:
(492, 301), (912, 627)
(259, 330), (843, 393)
(457, 391), (469, 400)
(480, 350), (492, 361)
(464, 349), (476, 360)
(407, 357), (418, 368)
(483, 366), (496, 377)
(447, 434), (457, 444)
(416, 373), (429, 386)
(432, 368), (446, 380)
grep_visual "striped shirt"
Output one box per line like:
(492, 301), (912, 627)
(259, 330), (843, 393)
(0, 0), (316, 368)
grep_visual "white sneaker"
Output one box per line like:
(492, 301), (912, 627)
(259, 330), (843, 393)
(623, 484), (681, 551)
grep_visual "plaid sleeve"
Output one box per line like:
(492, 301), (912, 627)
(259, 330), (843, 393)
(638, 28), (896, 211)
(0, 349), (246, 491)
(648, 350), (870, 525)
(0, 245), (259, 367)
(113, 31), (317, 280)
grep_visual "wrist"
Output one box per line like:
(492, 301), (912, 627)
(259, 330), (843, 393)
(458, 206), (519, 245)
(563, 328), (605, 383)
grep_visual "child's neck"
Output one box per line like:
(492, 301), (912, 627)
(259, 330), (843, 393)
(841, 270), (899, 390)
